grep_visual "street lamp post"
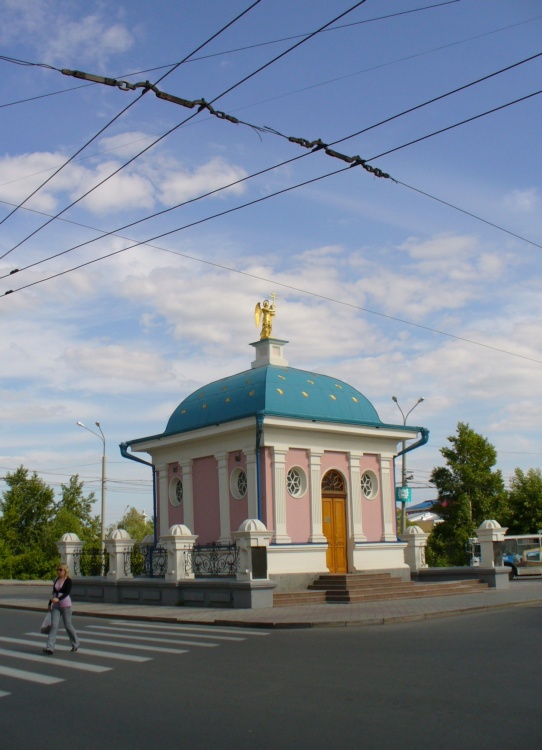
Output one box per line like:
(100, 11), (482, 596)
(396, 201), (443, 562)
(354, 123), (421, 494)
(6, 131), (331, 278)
(77, 421), (106, 551)
(392, 396), (424, 535)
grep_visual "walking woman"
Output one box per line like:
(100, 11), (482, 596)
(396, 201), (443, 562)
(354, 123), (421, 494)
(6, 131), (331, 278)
(43, 563), (80, 654)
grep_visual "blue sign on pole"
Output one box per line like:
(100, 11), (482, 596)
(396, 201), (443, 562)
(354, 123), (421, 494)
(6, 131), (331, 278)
(395, 486), (412, 503)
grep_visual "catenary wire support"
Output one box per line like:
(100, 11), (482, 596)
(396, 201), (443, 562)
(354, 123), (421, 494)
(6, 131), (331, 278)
(60, 68), (392, 180)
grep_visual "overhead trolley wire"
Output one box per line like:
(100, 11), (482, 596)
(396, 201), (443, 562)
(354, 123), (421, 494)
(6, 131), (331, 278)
(0, 0), (367, 263)
(0, 1), (463, 109)
(0, 0), (265, 244)
(3, 159), (542, 368)
(2, 49), (541, 283)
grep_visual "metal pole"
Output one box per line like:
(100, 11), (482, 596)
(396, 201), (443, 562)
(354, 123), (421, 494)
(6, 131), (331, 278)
(391, 397), (424, 535)
(400, 438), (407, 535)
(77, 420), (106, 553)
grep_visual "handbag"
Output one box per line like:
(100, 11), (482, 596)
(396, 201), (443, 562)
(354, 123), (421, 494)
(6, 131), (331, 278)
(40, 612), (52, 635)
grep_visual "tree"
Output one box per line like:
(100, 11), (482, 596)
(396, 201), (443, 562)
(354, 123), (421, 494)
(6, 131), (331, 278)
(504, 468), (542, 534)
(0, 466), (56, 578)
(51, 475), (100, 545)
(116, 507), (154, 542)
(426, 423), (507, 567)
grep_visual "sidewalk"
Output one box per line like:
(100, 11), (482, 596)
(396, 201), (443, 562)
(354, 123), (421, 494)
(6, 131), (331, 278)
(0, 579), (541, 628)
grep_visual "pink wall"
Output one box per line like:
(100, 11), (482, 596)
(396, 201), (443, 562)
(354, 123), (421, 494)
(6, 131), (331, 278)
(360, 454), (383, 541)
(286, 448), (310, 542)
(320, 451), (350, 480)
(167, 463), (184, 528)
(192, 456), (220, 543)
(228, 452), (249, 533)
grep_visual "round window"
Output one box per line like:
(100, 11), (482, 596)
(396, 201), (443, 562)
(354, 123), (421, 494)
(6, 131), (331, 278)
(361, 471), (378, 500)
(169, 477), (183, 506)
(230, 468), (247, 499)
(287, 467), (307, 498)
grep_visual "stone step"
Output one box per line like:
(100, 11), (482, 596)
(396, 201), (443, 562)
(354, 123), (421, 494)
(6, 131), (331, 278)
(309, 579), (416, 591)
(325, 582), (489, 603)
(273, 576), (489, 607)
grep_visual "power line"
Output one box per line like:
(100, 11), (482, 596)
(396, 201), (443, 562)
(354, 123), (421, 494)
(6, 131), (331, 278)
(0, 0), (367, 262)
(371, 88), (542, 161)
(3, 161), (542, 367)
(0, 0), (265, 244)
(4, 49), (540, 282)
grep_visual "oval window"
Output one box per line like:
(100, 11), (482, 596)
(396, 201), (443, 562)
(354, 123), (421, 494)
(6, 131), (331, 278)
(230, 468), (247, 499)
(287, 467), (307, 498)
(169, 477), (183, 506)
(361, 471), (379, 500)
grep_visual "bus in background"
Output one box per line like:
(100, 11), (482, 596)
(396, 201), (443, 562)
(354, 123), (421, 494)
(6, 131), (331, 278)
(502, 534), (542, 580)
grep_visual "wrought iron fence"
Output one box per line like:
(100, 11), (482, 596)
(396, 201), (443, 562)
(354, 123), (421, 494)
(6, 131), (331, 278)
(73, 548), (109, 577)
(186, 542), (239, 578)
(126, 544), (167, 578)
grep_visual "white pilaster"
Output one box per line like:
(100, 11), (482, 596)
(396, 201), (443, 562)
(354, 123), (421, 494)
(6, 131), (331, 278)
(244, 448), (259, 520)
(155, 463), (169, 538)
(180, 459), (194, 532)
(349, 451), (367, 542)
(215, 452), (232, 543)
(309, 450), (326, 543)
(380, 454), (396, 542)
(272, 446), (291, 543)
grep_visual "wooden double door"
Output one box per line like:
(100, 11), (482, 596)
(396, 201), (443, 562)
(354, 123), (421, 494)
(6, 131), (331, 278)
(322, 495), (347, 574)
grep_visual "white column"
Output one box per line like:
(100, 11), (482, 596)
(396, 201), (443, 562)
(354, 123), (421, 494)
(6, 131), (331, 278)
(380, 454), (396, 542)
(104, 529), (135, 580)
(349, 451), (367, 542)
(155, 463), (169, 538)
(55, 534), (85, 576)
(477, 520), (508, 567)
(272, 446), (291, 543)
(215, 452), (231, 543)
(244, 448), (259, 520)
(160, 524), (198, 581)
(399, 525), (429, 571)
(180, 459), (194, 533)
(309, 450), (326, 543)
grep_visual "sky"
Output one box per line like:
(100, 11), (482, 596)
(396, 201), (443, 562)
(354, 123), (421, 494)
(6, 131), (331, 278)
(0, 0), (541, 529)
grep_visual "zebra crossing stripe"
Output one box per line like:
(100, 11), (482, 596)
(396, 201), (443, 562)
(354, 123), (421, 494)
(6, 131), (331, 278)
(0, 647), (111, 673)
(0, 664), (63, 685)
(0, 691), (11, 698)
(1, 637), (150, 662)
(89, 624), (244, 642)
(26, 633), (188, 655)
(111, 621), (270, 637)
(80, 626), (219, 648)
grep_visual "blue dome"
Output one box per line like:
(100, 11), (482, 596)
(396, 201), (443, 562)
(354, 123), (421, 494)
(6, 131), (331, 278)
(164, 365), (382, 436)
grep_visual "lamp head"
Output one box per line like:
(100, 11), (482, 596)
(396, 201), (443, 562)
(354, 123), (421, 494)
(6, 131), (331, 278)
(418, 397), (425, 403)
(76, 421), (85, 427)
(392, 396), (398, 403)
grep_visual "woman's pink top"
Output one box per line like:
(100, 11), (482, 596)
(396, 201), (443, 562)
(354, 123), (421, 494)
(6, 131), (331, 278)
(54, 578), (72, 608)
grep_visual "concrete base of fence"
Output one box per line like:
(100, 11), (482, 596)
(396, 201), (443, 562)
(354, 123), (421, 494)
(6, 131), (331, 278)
(411, 566), (510, 589)
(71, 576), (277, 609)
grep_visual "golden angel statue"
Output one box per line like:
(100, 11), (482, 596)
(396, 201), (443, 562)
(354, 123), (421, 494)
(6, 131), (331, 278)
(254, 298), (276, 339)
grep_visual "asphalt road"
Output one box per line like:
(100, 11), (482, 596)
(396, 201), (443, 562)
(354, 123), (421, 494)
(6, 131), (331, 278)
(0, 605), (540, 749)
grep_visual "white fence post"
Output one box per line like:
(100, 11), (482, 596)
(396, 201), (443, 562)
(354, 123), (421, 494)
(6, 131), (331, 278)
(104, 529), (135, 580)
(231, 519), (273, 582)
(160, 524), (199, 581)
(56, 533), (85, 575)
(399, 525), (429, 572)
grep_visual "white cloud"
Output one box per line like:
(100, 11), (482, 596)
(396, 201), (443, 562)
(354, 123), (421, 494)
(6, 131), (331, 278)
(158, 157), (248, 204)
(0, 1), (134, 66)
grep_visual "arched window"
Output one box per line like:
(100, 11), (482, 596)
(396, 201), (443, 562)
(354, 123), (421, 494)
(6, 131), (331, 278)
(321, 470), (345, 493)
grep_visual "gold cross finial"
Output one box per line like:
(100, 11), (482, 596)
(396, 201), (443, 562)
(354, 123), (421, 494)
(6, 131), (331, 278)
(269, 292), (278, 307)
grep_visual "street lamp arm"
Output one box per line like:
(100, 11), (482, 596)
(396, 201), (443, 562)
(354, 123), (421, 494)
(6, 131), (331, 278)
(76, 421), (105, 446)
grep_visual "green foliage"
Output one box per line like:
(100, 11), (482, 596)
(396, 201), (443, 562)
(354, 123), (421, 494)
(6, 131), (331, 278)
(0, 466), (101, 580)
(0, 467), (55, 555)
(426, 423), (507, 567)
(504, 468), (542, 534)
(115, 507), (154, 542)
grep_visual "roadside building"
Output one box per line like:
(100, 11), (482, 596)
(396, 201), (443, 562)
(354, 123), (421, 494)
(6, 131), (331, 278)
(121, 303), (428, 587)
